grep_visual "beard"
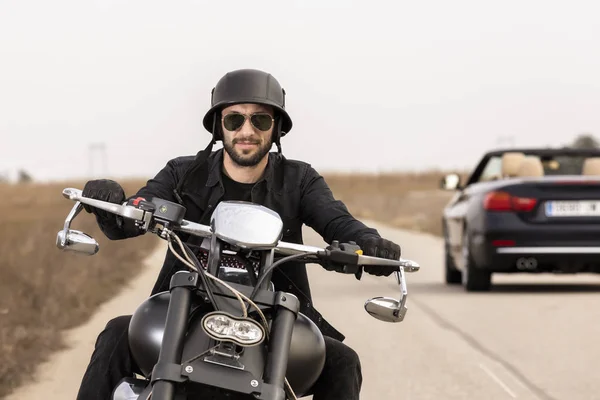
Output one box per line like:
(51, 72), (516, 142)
(223, 136), (273, 167)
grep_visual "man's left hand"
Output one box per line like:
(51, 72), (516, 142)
(357, 237), (401, 277)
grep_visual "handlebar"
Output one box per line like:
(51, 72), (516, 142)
(59, 186), (421, 328)
(61, 188), (420, 273)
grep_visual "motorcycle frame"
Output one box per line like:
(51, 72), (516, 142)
(147, 237), (301, 400)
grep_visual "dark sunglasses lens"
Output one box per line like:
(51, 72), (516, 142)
(251, 114), (273, 131)
(223, 114), (246, 131)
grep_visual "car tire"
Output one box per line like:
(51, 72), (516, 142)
(461, 230), (491, 292)
(444, 228), (462, 285)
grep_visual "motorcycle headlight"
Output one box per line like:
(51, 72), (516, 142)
(201, 311), (266, 347)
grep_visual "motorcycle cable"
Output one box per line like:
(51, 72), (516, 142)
(248, 253), (317, 302)
(167, 232), (221, 311)
(161, 236), (302, 399)
(167, 238), (302, 399)
(169, 236), (250, 317)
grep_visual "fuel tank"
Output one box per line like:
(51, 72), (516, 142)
(128, 290), (326, 397)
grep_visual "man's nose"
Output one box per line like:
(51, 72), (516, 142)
(240, 118), (256, 134)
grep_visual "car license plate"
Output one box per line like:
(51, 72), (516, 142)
(545, 201), (600, 217)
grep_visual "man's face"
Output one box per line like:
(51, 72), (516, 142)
(221, 103), (275, 167)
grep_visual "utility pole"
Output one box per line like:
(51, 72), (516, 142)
(88, 143), (108, 178)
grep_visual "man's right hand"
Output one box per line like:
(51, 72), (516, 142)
(82, 179), (126, 219)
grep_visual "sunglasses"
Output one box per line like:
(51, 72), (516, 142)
(222, 112), (274, 132)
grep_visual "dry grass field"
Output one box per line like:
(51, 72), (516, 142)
(0, 180), (159, 397)
(323, 171), (460, 237)
(0, 170), (461, 397)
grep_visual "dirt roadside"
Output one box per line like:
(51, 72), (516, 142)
(5, 243), (168, 400)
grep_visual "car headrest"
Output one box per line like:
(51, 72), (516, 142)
(501, 152), (526, 177)
(517, 156), (544, 177)
(582, 157), (600, 176)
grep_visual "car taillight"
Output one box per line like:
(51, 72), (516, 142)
(512, 196), (538, 212)
(483, 191), (537, 212)
(491, 239), (516, 247)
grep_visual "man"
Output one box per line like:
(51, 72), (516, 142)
(77, 68), (401, 400)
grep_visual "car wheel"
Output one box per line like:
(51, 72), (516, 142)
(444, 228), (462, 285)
(461, 231), (491, 292)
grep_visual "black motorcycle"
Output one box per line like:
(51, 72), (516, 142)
(56, 188), (420, 400)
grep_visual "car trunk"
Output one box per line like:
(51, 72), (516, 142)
(484, 176), (600, 224)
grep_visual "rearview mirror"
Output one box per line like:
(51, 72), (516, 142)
(56, 229), (99, 255)
(56, 201), (100, 256)
(440, 173), (461, 190)
(364, 266), (414, 323)
(364, 297), (407, 323)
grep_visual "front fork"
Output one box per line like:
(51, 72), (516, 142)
(150, 272), (197, 400)
(262, 292), (299, 396)
(122, 270), (299, 400)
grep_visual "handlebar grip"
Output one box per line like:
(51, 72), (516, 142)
(327, 249), (360, 265)
(316, 249), (361, 274)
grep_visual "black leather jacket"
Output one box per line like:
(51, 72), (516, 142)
(95, 148), (382, 342)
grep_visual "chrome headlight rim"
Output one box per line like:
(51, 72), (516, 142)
(200, 310), (266, 347)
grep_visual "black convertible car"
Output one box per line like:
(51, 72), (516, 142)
(441, 147), (600, 291)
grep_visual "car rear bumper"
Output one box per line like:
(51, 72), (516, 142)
(470, 212), (600, 272)
(496, 246), (600, 254)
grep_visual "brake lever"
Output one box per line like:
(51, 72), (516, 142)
(62, 188), (154, 231)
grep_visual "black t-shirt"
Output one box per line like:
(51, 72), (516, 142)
(190, 171), (259, 272)
(216, 172), (261, 272)
(220, 171), (255, 202)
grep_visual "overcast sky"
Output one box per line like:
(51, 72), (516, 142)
(1, 0), (599, 182)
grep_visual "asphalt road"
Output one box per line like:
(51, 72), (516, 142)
(6, 220), (600, 399)
(303, 221), (600, 400)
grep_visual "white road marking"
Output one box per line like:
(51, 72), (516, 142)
(487, 358), (533, 393)
(479, 363), (518, 398)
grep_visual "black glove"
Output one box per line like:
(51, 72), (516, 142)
(81, 179), (126, 219)
(357, 237), (401, 277)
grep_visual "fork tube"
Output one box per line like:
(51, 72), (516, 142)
(263, 293), (298, 393)
(151, 284), (192, 399)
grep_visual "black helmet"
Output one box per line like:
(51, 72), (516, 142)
(174, 69), (292, 201)
(202, 69), (293, 140)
